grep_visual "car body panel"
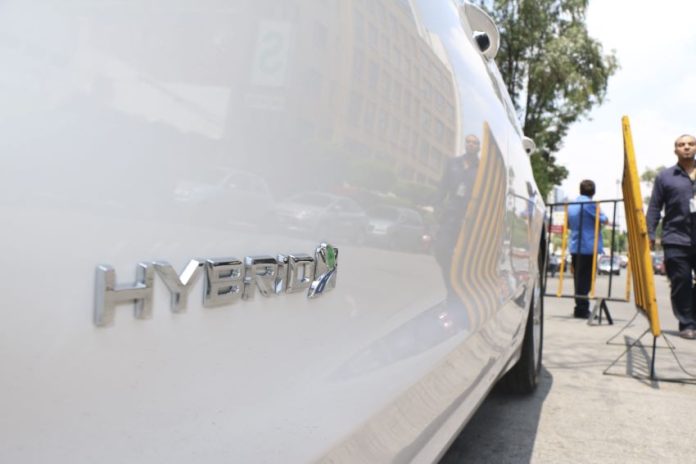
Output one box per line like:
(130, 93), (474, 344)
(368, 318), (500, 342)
(0, 1), (544, 462)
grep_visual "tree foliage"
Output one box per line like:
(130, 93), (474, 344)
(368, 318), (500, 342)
(602, 228), (626, 253)
(640, 165), (665, 190)
(640, 165), (665, 204)
(475, 0), (618, 199)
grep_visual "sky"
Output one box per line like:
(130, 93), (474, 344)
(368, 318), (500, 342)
(555, 0), (696, 217)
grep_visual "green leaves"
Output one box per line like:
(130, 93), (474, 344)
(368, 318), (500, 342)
(477, 0), (618, 199)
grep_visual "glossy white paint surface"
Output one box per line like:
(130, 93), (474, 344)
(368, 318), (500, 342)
(0, 1), (544, 462)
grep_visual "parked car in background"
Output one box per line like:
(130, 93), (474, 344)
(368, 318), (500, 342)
(653, 254), (666, 275)
(618, 254), (629, 268)
(598, 255), (622, 275)
(0, 1), (546, 463)
(547, 255), (561, 277)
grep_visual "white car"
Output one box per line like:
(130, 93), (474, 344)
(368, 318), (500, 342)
(598, 255), (622, 276)
(0, 1), (545, 463)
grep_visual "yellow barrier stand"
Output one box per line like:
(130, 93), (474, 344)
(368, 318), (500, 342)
(556, 204), (569, 298)
(549, 200), (613, 323)
(621, 116), (661, 337)
(602, 117), (679, 382)
(625, 260), (632, 302)
(544, 118), (659, 331)
(589, 202), (601, 298)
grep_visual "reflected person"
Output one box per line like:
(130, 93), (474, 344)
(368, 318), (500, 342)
(433, 134), (480, 302)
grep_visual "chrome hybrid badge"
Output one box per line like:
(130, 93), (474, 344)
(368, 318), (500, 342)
(94, 243), (338, 327)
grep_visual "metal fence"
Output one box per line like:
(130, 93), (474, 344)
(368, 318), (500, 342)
(544, 198), (630, 311)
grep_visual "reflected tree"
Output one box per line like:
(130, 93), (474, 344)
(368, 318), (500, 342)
(474, 0), (619, 199)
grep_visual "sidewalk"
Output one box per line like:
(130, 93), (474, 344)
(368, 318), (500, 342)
(441, 274), (696, 463)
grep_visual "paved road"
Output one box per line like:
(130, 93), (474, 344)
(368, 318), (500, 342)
(441, 271), (696, 463)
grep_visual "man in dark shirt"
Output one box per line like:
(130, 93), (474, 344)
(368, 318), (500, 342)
(433, 134), (480, 302)
(435, 134), (480, 221)
(646, 134), (696, 339)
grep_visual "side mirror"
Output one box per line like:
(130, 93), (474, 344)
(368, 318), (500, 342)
(461, 3), (500, 60)
(522, 136), (536, 156)
(474, 32), (491, 54)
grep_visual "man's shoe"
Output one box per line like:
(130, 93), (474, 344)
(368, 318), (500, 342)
(679, 329), (696, 340)
(574, 309), (591, 319)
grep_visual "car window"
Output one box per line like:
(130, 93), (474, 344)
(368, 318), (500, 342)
(226, 174), (249, 189)
(225, 173), (263, 193)
(370, 206), (400, 220)
(401, 210), (423, 226)
(288, 193), (333, 207)
(341, 199), (363, 214)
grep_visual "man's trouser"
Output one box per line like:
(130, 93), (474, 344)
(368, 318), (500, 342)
(572, 254), (594, 313)
(664, 245), (696, 331)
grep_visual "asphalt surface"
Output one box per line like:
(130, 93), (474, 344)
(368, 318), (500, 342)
(441, 270), (696, 463)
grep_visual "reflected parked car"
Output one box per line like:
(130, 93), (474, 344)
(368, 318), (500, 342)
(173, 168), (274, 228)
(274, 192), (369, 243)
(598, 255), (621, 275)
(367, 205), (429, 252)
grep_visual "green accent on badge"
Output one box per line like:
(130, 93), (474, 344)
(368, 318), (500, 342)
(326, 245), (336, 268)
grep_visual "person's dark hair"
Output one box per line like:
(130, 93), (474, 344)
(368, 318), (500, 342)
(674, 134), (696, 147)
(579, 179), (595, 197)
